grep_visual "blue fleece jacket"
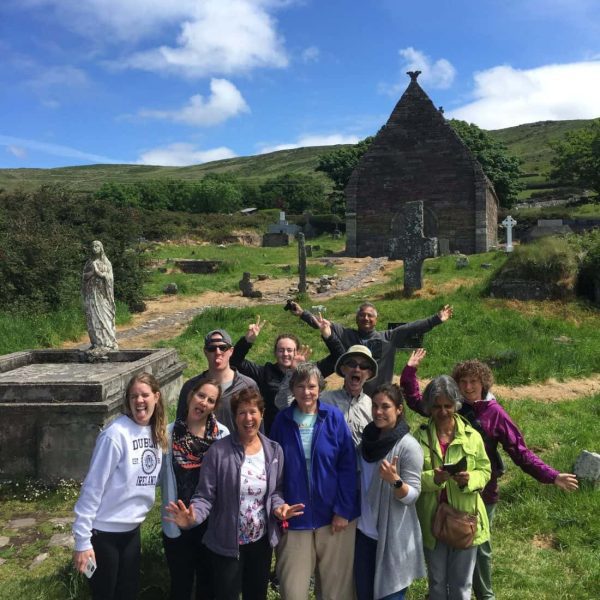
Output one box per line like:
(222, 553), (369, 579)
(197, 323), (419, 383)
(270, 401), (360, 530)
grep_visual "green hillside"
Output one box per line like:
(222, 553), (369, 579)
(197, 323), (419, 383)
(0, 119), (596, 196)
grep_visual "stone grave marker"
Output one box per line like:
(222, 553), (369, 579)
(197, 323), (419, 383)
(501, 215), (517, 253)
(388, 200), (438, 295)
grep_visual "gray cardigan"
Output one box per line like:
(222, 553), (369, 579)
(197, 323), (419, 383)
(360, 434), (426, 599)
(190, 432), (285, 558)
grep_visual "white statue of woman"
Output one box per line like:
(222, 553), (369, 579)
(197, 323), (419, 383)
(82, 240), (118, 356)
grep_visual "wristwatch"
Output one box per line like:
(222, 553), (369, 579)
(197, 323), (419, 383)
(392, 478), (404, 489)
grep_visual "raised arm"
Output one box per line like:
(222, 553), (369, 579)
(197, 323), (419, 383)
(400, 349), (429, 417)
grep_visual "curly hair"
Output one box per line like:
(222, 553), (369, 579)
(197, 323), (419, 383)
(452, 360), (494, 397)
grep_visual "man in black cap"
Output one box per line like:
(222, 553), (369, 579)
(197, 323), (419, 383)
(176, 329), (257, 433)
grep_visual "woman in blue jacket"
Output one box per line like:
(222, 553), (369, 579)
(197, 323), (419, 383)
(270, 362), (360, 600)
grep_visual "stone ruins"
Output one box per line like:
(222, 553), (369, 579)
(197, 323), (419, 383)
(345, 72), (498, 257)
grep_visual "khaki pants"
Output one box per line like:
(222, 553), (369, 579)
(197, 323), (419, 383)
(276, 520), (357, 600)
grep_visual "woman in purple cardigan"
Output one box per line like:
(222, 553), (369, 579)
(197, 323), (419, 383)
(165, 388), (303, 600)
(400, 349), (578, 600)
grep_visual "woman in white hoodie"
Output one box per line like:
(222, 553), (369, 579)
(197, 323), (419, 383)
(72, 372), (167, 600)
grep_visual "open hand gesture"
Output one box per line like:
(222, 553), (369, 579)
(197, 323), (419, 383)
(407, 348), (426, 368)
(164, 499), (196, 530)
(274, 503), (305, 521)
(554, 473), (578, 491)
(438, 304), (453, 322)
(246, 316), (265, 343)
(293, 344), (312, 367)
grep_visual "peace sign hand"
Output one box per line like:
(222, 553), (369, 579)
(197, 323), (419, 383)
(246, 316), (266, 343)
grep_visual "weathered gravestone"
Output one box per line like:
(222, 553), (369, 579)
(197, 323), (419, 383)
(239, 272), (262, 298)
(297, 233), (307, 293)
(388, 201), (438, 295)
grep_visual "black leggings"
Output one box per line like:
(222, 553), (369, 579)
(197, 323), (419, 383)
(162, 521), (215, 600)
(89, 527), (141, 600)
(211, 536), (272, 600)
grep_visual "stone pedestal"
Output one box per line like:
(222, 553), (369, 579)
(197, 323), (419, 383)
(0, 348), (186, 481)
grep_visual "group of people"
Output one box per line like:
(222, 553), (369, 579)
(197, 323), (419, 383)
(72, 301), (578, 600)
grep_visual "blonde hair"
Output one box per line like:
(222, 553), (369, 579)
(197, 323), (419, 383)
(123, 372), (167, 451)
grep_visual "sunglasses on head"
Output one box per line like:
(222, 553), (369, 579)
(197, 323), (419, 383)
(344, 359), (371, 370)
(205, 344), (231, 353)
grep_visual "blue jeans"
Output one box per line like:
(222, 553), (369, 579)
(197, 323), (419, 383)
(354, 529), (407, 600)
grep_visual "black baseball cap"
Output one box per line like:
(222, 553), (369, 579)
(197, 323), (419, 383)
(204, 329), (233, 347)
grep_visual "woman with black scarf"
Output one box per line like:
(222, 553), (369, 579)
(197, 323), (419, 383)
(355, 383), (426, 600)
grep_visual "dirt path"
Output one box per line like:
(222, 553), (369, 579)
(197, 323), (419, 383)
(64, 255), (600, 402)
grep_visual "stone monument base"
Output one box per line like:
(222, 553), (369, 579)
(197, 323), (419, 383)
(0, 348), (186, 481)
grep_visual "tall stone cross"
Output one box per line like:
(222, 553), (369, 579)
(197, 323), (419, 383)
(501, 215), (517, 253)
(388, 200), (438, 296)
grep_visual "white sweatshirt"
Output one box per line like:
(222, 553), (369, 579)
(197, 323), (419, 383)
(72, 415), (162, 551)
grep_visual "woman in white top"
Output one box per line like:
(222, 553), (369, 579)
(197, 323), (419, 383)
(355, 383), (426, 600)
(160, 378), (229, 600)
(72, 372), (167, 600)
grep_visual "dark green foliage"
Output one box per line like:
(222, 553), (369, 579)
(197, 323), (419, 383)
(316, 136), (374, 190)
(448, 120), (524, 208)
(550, 118), (600, 196)
(0, 186), (147, 312)
(493, 237), (578, 285)
(259, 173), (326, 213)
(571, 229), (600, 303)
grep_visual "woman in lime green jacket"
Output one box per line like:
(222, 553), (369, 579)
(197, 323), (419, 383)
(414, 375), (491, 600)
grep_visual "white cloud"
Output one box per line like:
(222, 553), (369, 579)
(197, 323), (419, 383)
(301, 46), (320, 63)
(380, 47), (456, 95)
(137, 142), (237, 166)
(448, 61), (600, 129)
(259, 133), (360, 154)
(6, 145), (27, 158)
(138, 79), (249, 126)
(119, 0), (288, 78)
(0, 134), (120, 163)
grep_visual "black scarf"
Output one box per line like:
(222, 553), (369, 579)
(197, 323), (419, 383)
(361, 419), (410, 463)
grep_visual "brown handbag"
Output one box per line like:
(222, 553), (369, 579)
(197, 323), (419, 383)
(427, 428), (478, 549)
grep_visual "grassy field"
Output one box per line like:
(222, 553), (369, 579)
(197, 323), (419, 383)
(144, 235), (344, 297)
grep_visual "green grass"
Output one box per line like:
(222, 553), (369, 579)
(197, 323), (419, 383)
(0, 302), (132, 355)
(144, 235), (345, 297)
(1, 395), (597, 599)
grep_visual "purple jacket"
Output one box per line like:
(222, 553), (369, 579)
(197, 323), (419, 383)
(190, 432), (285, 557)
(401, 365), (559, 504)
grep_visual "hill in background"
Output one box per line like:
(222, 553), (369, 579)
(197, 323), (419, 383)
(0, 119), (595, 199)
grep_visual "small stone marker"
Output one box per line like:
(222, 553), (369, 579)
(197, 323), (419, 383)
(163, 282), (178, 294)
(455, 254), (469, 269)
(388, 200), (438, 295)
(501, 215), (517, 253)
(239, 272), (262, 298)
(0, 536), (9, 548)
(573, 450), (600, 484)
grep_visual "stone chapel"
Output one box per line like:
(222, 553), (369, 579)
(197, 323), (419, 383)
(345, 72), (498, 257)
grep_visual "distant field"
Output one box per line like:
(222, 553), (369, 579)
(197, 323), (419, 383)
(0, 119), (596, 198)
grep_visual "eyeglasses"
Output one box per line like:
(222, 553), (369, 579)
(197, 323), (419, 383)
(344, 359), (372, 370)
(205, 344), (231, 353)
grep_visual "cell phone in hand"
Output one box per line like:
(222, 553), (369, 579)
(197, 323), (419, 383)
(83, 555), (97, 579)
(442, 456), (467, 475)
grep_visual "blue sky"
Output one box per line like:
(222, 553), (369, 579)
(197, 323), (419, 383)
(1, 0), (599, 168)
